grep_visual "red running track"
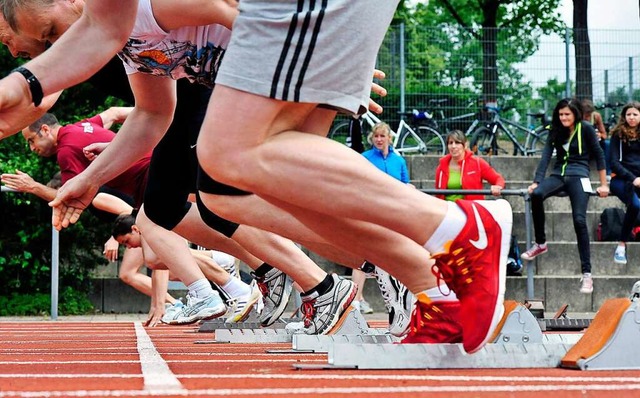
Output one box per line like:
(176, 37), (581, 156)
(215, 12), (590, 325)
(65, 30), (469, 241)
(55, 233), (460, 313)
(1, 321), (640, 397)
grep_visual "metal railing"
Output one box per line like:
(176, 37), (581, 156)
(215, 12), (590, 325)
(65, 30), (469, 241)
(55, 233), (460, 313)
(1, 185), (59, 320)
(419, 188), (536, 300)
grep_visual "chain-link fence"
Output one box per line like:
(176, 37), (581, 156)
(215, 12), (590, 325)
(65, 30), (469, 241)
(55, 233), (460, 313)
(364, 25), (640, 133)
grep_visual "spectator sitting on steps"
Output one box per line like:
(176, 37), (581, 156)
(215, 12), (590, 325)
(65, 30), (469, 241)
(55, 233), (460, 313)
(608, 101), (640, 265)
(434, 129), (505, 201)
(521, 98), (609, 295)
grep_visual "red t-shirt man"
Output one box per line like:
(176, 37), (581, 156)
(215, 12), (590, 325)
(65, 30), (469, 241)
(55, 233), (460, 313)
(54, 115), (150, 207)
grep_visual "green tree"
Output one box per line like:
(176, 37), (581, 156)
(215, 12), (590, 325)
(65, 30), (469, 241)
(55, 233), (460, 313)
(0, 44), (126, 314)
(411, 0), (565, 104)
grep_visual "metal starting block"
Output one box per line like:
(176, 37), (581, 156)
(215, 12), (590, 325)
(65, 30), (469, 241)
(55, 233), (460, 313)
(294, 298), (640, 370)
(491, 300), (543, 344)
(215, 328), (292, 343)
(542, 318), (591, 331)
(294, 342), (575, 370)
(198, 318), (292, 333)
(288, 333), (398, 353)
(213, 305), (373, 344)
(561, 298), (640, 370)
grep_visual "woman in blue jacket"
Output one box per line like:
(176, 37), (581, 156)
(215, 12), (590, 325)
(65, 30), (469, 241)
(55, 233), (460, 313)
(362, 122), (410, 183)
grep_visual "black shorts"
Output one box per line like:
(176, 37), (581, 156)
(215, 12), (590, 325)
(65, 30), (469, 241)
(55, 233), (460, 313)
(143, 80), (243, 237)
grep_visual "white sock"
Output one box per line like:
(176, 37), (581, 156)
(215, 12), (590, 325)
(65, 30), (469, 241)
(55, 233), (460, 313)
(424, 201), (467, 254)
(221, 276), (251, 298)
(187, 279), (214, 298)
(424, 285), (458, 302)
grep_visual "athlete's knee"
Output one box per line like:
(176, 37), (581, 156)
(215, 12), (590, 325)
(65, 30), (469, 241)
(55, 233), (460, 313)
(118, 268), (136, 284)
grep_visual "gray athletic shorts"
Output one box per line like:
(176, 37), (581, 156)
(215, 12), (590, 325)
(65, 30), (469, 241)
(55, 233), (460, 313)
(216, 0), (400, 115)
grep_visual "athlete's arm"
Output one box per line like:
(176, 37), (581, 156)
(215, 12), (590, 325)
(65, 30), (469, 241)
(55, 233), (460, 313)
(50, 73), (176, 229)
(153, 0), (238, 31)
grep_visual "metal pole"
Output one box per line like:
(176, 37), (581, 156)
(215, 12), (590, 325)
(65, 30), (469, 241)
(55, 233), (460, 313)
(629, 57), (634, 102)
(523, 193), (535, 299)
(399, 23), (406, 114)
(2, 186), (59, 319)
(565, 27), (571, 98)
(604, 70), (609, 105)
(51, 224), (59, 320)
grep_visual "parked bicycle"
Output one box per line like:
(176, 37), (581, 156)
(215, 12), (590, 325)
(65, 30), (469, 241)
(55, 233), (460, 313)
(596, 102), (624, 133)
(415, 98), (479, 138)
(469, 105), (550, 156)
(329, 110), (446, 155)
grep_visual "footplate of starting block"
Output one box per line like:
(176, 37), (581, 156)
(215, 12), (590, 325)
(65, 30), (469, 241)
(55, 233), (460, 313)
(562, 298), (640, 370)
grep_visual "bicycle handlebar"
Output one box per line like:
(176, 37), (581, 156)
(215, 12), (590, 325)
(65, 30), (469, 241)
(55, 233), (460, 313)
(595, 102), (624, 110)
(398, 110), (433, 120)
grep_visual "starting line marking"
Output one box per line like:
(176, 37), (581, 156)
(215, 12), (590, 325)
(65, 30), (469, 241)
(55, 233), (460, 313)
(3, 384), (640, 397)
(133, 322), (184, 393)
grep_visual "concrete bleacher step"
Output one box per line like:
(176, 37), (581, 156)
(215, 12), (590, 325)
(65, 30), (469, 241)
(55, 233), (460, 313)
(506, 274), (636, 313)
(525, 241), (640, 275)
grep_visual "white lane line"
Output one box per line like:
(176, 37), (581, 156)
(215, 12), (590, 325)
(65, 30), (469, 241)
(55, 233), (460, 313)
(0, 352), (304, 357)
(0, 374), (640, 383)
(3, 383), (640, 396)
(0, 359), (322, 364)
(133, 322), (184, 393)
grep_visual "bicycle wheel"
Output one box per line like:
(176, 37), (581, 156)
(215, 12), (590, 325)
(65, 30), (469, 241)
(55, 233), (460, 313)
(470, 126), (496, 156)
(528, 127), (549, 155)
(328, 121), (351, 145)
(399, 126), (446, 155)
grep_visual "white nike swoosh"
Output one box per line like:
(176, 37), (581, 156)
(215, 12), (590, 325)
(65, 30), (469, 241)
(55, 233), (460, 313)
(190, 144), (197, 149)
(469, 203), (488, 250)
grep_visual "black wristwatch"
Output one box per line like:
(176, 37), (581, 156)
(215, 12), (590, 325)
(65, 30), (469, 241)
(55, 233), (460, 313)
(12, 66), (43, 107)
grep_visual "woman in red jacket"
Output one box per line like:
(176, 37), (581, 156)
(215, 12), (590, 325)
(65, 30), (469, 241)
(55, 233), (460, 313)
(435, 130), (506, 201)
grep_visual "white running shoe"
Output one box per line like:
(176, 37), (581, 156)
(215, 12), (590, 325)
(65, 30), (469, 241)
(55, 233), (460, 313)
(161, 299), (184, 324)
(284, 321), (305, 334)
(300, 274), (357, 335)
(225, 280), (261, 323)
(161, 291), (226, 325)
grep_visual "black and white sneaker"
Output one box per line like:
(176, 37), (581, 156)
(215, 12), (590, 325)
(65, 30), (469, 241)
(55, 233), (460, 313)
(252, 268), (293, 327)
(301, 274), (357, 335)
(374, 267), (414, 337)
